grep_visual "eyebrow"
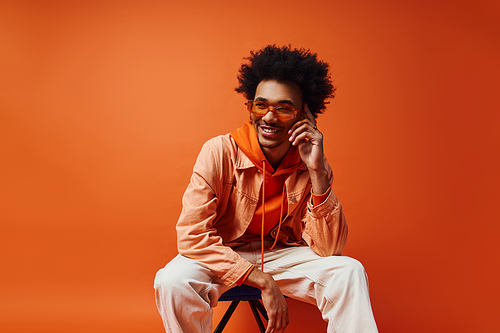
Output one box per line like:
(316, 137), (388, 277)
(254, 97), (296, 106)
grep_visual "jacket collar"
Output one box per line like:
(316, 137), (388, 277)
(234, 146), (258, 170)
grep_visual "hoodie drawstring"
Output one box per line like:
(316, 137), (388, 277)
(261, 161), (266, 271)
(260, 160), (286, 272)
(269, 184), (285, 251)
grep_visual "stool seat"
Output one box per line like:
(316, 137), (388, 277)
(214, 285), (268, 333)
(218, 284), (263, 301)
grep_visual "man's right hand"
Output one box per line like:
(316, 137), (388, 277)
(244, 268), (289, 333)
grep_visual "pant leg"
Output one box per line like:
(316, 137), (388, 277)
(237, 246), (378, 333)
(153, 254), (229, 333)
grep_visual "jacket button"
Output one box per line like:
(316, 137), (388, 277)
(271, 230), (277, 236)
(291, 196), (296, 203)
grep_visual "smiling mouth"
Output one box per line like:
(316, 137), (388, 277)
(261, 127), (280, 133)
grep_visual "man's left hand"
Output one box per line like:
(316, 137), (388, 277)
(288, 104), (330, 194)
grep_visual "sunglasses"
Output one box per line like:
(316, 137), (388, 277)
(246, 100), (303, 120)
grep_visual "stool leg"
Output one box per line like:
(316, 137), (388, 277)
(213, 300), (240, 333)
(248, 300), (267, 333)
(251, 299), (269, 321)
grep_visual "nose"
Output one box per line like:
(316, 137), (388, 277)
(262, 107), (278, 123)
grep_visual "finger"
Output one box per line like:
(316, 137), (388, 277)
(303, 103), (316, 123)
(288, 120), (313, 140)
(276, 310), (286, 332)
(267, 307), (287, 333)
(292, 132), (313, 146)
(288, 114), (316, 136)
(285, 310), (290, 328)
(265, 315), (276, 333)
(279, 309), (289, 332)
(289, 123), (317, 145)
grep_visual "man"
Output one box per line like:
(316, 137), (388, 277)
(154, 45), (378, 333)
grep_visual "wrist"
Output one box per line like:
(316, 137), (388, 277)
(309, 167), (330, 195)
(308, 165), (327, 177)
(245, 268), (274, 290)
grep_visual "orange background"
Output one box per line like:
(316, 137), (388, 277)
(1, 0), (499, 332)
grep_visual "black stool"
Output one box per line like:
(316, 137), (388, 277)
(214, 284), (269, 333)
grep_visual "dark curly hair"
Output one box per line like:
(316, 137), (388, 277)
(235, 45), (335, 118)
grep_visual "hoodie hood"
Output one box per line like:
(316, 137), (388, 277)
(230, 120), (304, 176)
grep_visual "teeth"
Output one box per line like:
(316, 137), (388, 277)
(262, 127), (279, 133)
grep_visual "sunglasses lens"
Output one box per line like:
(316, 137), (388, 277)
(275, 106), (294, 120)
(252, 102), (268, 115)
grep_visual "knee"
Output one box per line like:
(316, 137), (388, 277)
(315, 256), (369, 308)
(340, 257), (366, 277)
(327, 256), (367, 288)
(154, 256), (216, 296)
(154, 265), (186, 295)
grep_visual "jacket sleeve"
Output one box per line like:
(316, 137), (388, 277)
(176, 138), (253, 287)
(301, 160), (348, 256)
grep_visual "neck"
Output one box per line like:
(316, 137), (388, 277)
(261, 145), (290, 171)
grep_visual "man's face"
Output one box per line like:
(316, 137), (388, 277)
(251, 80), (303, 159)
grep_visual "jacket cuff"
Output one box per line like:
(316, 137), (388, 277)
(235, 266), (255, 286)
(311, 187), (331, 207)
(219, 257), (255, 287)
(307, 188), (338, 217)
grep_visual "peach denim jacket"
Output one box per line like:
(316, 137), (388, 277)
(176, 134), (348, 287)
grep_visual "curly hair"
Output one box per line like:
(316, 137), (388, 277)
(235, 45), (335, 118)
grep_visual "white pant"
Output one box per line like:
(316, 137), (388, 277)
(154, 244), (378, 333)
